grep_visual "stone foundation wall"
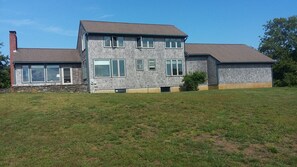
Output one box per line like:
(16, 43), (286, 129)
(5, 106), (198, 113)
(10, 84), (88, 93)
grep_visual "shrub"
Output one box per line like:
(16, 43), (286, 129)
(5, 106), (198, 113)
(182, 71), (207, 91)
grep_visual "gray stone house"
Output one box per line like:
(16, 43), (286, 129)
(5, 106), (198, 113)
(9, 20), (275, 93)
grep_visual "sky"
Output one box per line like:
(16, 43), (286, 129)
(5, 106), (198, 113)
(0, 0), (296, 56)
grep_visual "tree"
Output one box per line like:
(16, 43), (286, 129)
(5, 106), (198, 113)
(182, 71), (206, 91)
(0, 43), (10, 88)
(259, 16), (297, 87)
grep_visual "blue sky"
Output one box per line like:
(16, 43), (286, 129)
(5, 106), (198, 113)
(0, 0), (296, 56)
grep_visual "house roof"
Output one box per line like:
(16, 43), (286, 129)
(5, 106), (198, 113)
(80, 20), (188, 37)
(185, 44), (275, 63)
(13, 48), (81, 63)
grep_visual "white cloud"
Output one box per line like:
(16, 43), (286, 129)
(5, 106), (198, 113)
(0, 19), (76, 37)
(98, 14), (114, 19)
(0, 19), (36, 26)
(42, 26), (77, 37)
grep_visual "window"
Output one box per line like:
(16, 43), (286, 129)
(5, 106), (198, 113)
(112, 36), (124, 47)
(148, 59), (156, 70)
(63, 67), (72, 84)
(31, 65), (45, 82)
(166, 59), (183, 76)
(165, 38), (182, 48)
(82, 34), (86, 51)
(94, 59), (125, 77)
(22, 65), (29, 82)
(104, 36), (112, 47)
(137, 37), (153, 48)
(47, 65), (60, 82)
(136, 59), (144, 71)
(94, 60), (111, 77)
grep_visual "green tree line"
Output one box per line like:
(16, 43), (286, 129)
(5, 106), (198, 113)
(259, 16), (297, 87)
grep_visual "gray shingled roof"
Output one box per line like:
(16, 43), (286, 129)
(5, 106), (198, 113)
(13, 48), (81, 63)
(185, 44), (275, 63)
(81, 20), (188, 37)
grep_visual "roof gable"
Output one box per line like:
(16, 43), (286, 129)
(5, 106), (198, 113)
(80, 20), (187, 37)
(185, 44), (275, 63)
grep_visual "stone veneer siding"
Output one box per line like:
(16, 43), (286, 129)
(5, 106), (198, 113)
(11, 84), (87, 93)
(14, 64), (82, 86)
(218, 64), (272, 84)
(87, 36), (185, 92)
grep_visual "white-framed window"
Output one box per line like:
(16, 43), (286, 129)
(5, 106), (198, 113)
(94, 60), (111, 77)
(94, 59), (125, 77)
(62, 67), (72, 84)
(165, 39), (182, 48)
(166, 59), (183, 76)
(47, 65), (60, 82)
(22, 65), (30, 83)
(112, 37), (124, 47)
(148, 59), (156, 70)
(136, 59), (144, 71)
(104, 36), (124, 47)
(104, 36), (112, 47)
(31, 65), (45, 82)
(137, 37), (153, 48)
(82, 34), (86, 51)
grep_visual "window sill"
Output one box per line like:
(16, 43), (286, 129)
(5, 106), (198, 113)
(165, 47), (183, 49)
(137, 47), (155, 49)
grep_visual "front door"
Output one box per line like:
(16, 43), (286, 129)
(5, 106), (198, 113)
(62, 67), (72, 84)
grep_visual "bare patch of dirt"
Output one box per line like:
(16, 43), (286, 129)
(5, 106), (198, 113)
(193, 133), (240, 153)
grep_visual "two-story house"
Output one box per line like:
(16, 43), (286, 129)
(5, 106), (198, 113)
(9, 20), (275, 93)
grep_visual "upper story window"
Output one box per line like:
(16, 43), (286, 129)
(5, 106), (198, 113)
(165, 38), (182, 48)
(112, 37), (124, 47)
(104, 36), (112, 47)
(104, 36), (124, 47)
(137, 37), (154, 48)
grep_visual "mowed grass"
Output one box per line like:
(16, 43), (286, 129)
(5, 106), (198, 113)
(0, 88), (297, 166)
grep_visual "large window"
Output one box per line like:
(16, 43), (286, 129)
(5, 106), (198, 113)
(166, 59), (183, 76)
(94, 60), (111, 77)
(47, 65), (60, 82)
(22, 65), (29, 82)
(137, 37), (153, 48)
(94, 59), (125, 77)
(165, 39), (182, 48)
(31, 65), (45, 82)
(136, 59), (144, 71)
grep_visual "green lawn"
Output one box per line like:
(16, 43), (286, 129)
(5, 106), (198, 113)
(0, 88), (297, 166)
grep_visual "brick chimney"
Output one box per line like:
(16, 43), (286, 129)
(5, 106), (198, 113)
(9, 31), (17, 87)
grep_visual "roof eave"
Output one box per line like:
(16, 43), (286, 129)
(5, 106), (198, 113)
(87, 32), (188, 38)
(13, 61), (81, 64)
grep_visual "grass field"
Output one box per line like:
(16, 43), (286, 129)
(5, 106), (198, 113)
(0, 88), (297, 166)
